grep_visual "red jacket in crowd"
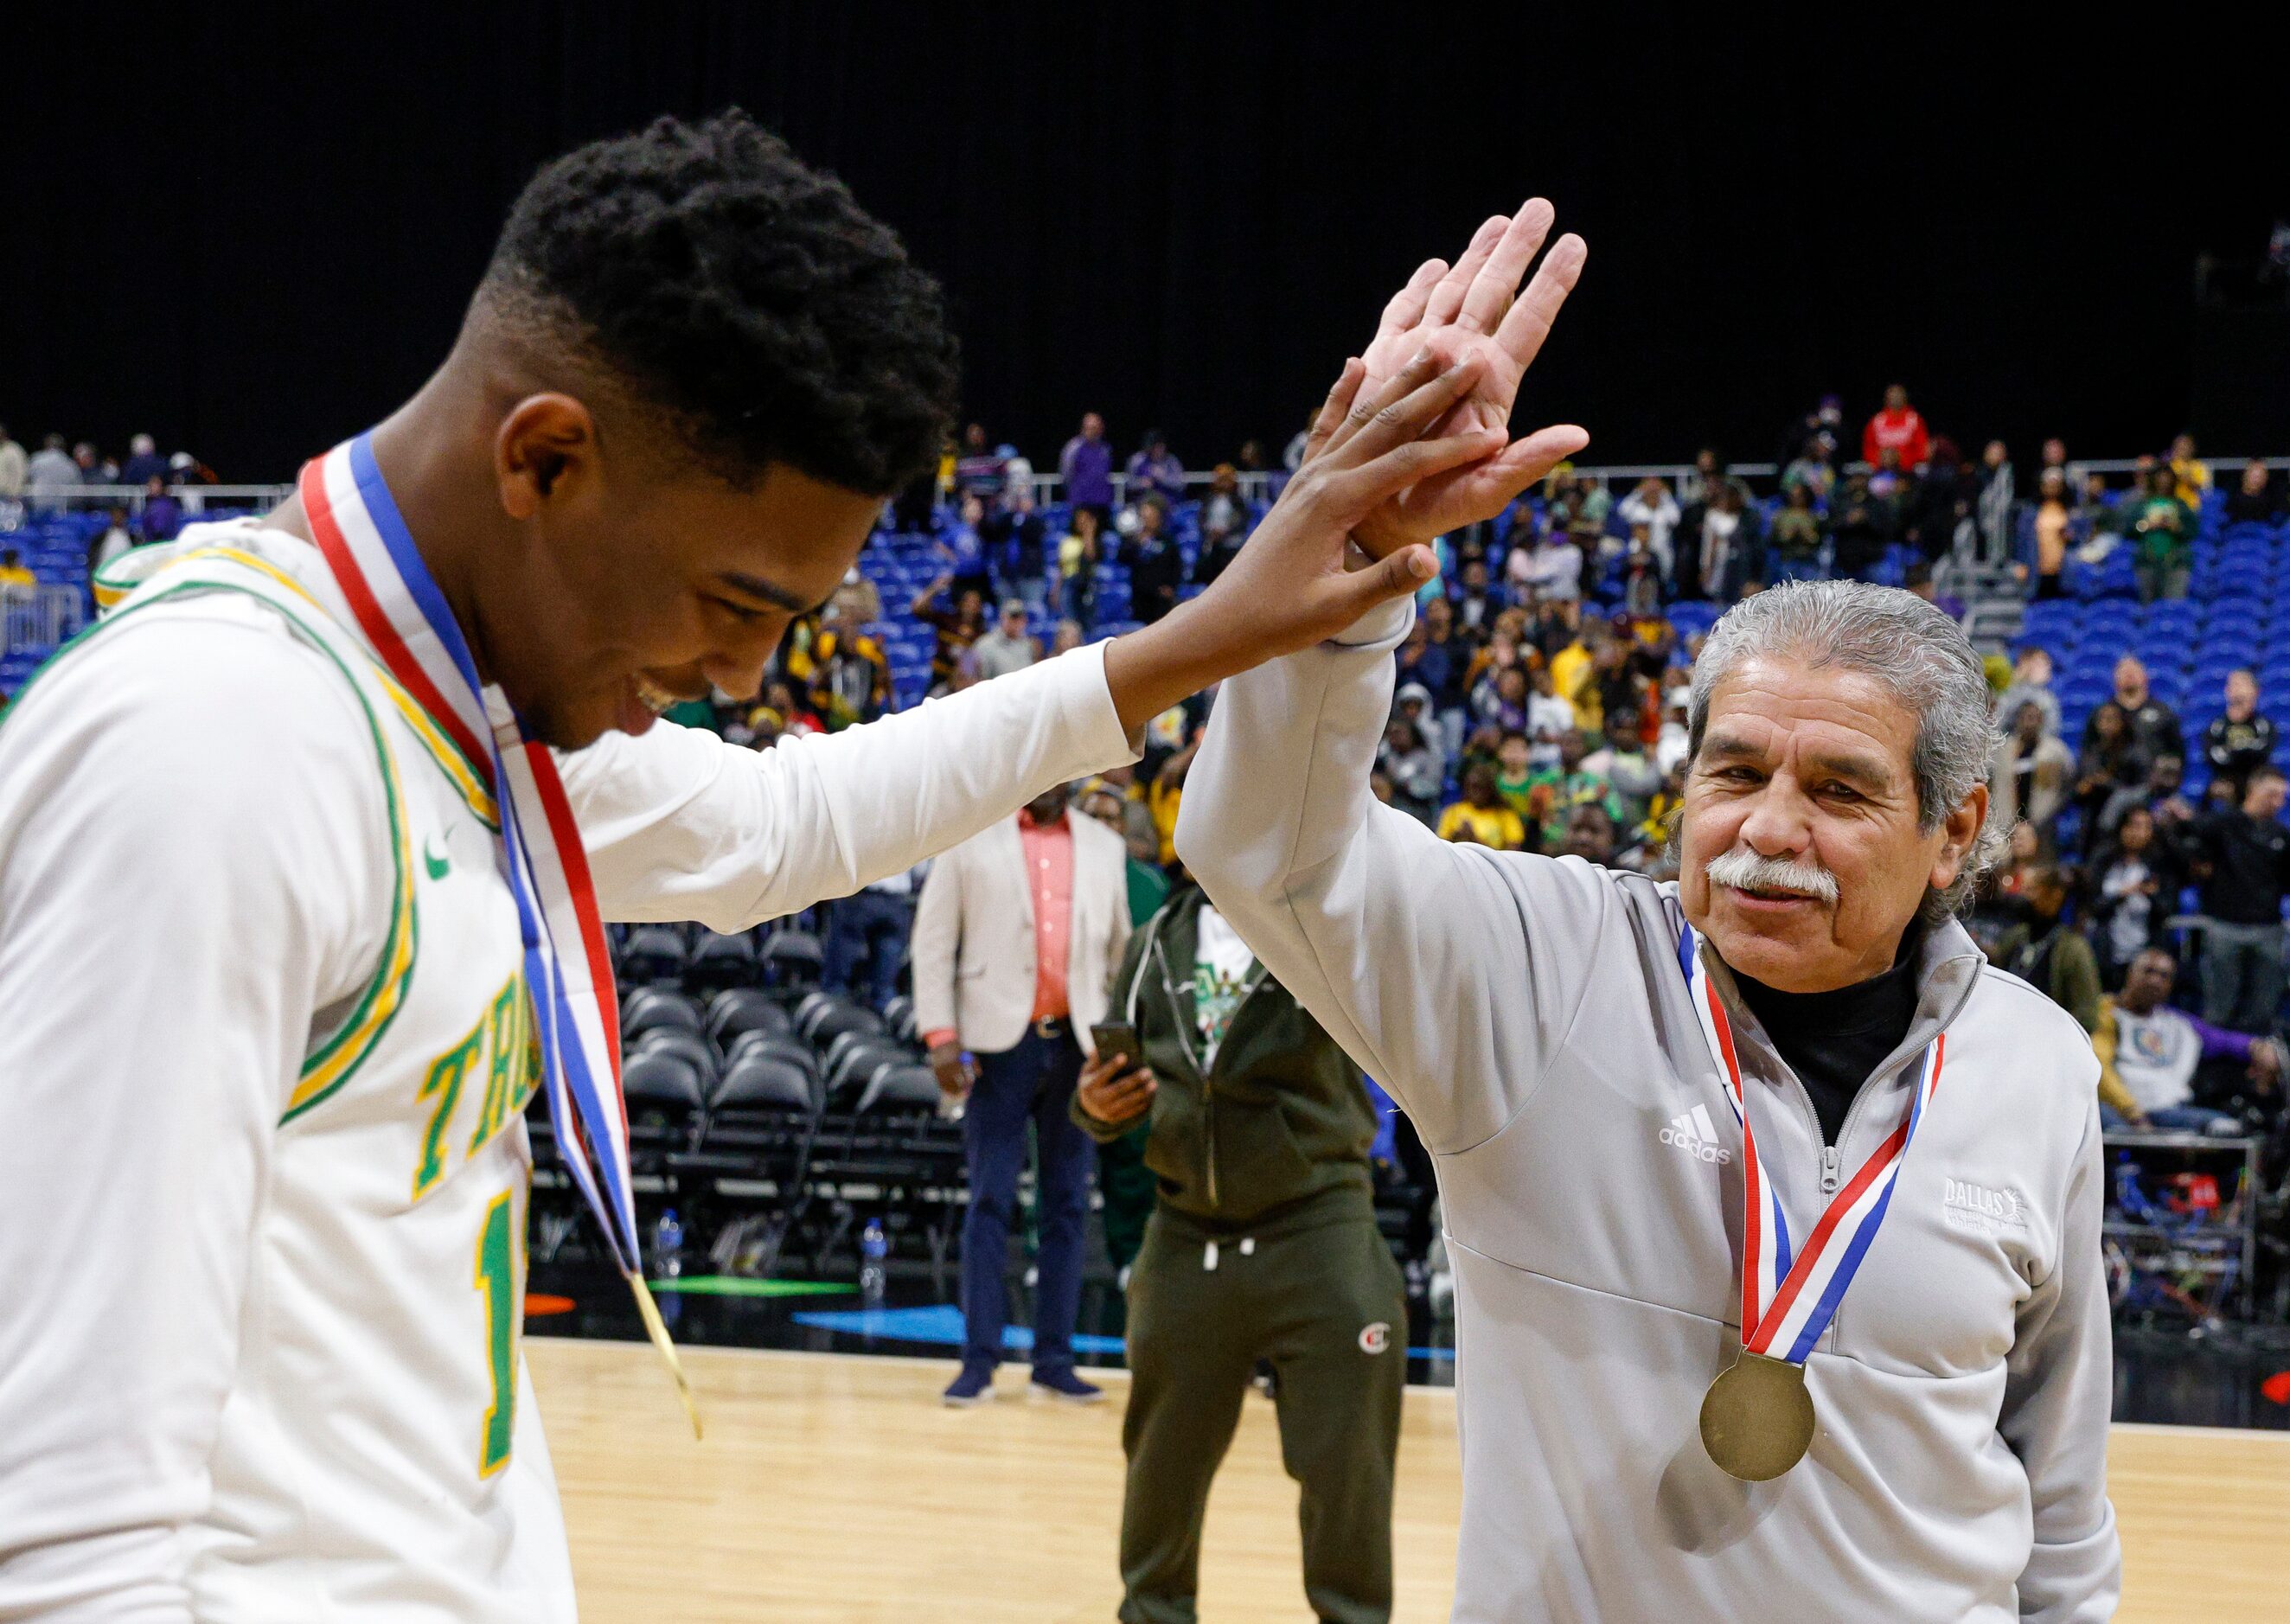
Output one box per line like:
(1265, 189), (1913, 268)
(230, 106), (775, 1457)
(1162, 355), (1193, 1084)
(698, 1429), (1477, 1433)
(1862, 406), (1930, 470)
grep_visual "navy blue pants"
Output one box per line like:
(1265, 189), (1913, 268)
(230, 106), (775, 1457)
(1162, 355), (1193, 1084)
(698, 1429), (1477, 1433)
(822, 889), (912, 1009)
(960, 1025), (1094, 1372)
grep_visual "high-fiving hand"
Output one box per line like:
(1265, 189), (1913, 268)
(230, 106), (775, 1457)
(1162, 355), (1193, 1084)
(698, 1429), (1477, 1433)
(1337, 199), (1589, 558)
(1097, 196), (1586, 734)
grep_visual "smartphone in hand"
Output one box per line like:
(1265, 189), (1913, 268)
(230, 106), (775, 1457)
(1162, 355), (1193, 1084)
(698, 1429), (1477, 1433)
(1090, 1021), (1145, 1072)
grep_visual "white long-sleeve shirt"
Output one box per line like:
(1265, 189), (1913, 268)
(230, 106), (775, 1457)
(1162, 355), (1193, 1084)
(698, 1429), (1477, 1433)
(1176, 591), (2120, 1623)
(0, 525), (1135, 1621)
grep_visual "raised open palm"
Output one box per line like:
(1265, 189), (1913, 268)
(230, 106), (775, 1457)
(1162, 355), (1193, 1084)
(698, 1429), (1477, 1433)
(1333, 199), (1590, 559)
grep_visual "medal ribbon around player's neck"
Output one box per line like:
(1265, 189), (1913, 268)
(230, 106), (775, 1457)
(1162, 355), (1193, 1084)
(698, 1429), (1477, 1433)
(299, 435), (700, 1438)
(1675, 925), (1944, 1368)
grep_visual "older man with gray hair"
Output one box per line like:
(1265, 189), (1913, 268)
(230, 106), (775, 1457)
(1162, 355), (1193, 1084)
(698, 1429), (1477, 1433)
(1181, 575), (2118, 1620)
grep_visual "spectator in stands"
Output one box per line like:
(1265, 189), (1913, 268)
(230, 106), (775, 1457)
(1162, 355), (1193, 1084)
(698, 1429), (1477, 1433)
(87, 507), (134, 576)
(831, 565), (882, 626)
(1526, 656), (1577, 770)
(2101, 655), (2185, 774)
(1511, 521), (1583, 604)
(1141, 719), (1202, 866)
(1621, 528), (1664, 617)
(2074, 700), (2142, 834)
(1450, 553), (1506, 636)
(1697, 483), (1757, 600)
(2167, 433), (2210, 511)
(802, 604), (892, 728)
(1439, 762), (1531, 850)
(1540, 728), (1626, 848)
(0, 425), (23, 502)
(118, 433), (167, 488)
(2095, 947), (2277, 1133)
(937, 493), (992, 600)
(952, 421), (1006, 507)
(1993, 866), (2102, 1037)
(138, 476), (182, 543)
(1616, 476), (1680, 574)
(1776, 393), (1845, 470)
(1078, 777), (1171, 929)
(1992, 700), (2076, 838)
(1194, 464), (1250, 585)
(1073, 879), (1404, 1624)
(1125, 430), (1185, 506)
(2178, 764), (2290, 1034)
(1059, 411), (1115, 527)
(25, 434), (75, 514)
(1828, 470), (1889, 581)
(1977, 439), (2015, 565)
(1558, 802), (1619, 864)
(2073, 470), (2119, 542)
(1579, 707), (1664, 828)
(985, 476), (1046, 602)
(1470, 662), (1531, 738)
(2029, 469), (2071, 600)
(72, 442), (112, 486)
(1391, 678), (1447, 778)
(1904, 437), (1975, 563)
(1126, 496), (1184, 625)
(2122, 752), (2197, 845)
(912, 782), (1132, 1406)
(761, 678), (823, 738)
(1395, 611), (1455, 713)
(1678, 446), (1724, 506)
(2127, 464), (2196, 602)
(910, 572), (986, 693)
(1378, 712), (1443, 826)
(1780, 432), (1836, 507)
(1862, 382), (1931, 471)
(1903, 560), (1964, 622)
(0, 548), (35, 597)
(1417, 594), (1470, 746)
(2205, 669), (2276, 807)
(1052, 504), (1101, 632)
(2086, 804), (2182, 986)
(2224, 458), (2283, 527)
(1769, 483), (1824, 579)
(822, 865), (916, 1013)
(2038, 437), (2076, 494)
(970, 598), (1040, 681)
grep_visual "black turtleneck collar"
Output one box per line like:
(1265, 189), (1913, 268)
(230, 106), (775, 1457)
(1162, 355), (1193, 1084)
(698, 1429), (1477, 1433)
(1732, 930), (1922, 1147)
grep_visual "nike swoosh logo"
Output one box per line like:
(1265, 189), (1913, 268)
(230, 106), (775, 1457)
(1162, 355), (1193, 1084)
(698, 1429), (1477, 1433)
(424, 836), (451, 881)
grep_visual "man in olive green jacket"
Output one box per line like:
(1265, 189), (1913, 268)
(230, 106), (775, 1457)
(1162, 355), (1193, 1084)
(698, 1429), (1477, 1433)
(1073, 882), (1404, 1624)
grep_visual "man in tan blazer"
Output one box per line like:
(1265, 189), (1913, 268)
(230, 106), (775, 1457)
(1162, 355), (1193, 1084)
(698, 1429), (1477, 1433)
(911, 780), (1132, 1404)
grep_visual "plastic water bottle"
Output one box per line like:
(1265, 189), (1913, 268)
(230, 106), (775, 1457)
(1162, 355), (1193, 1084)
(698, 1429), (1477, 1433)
(652, 1208), (685, 1280)
(859, 1218), (888, 1307)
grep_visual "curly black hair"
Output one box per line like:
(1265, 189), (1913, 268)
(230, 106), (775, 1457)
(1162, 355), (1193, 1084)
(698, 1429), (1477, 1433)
(483, 110), (958, 496)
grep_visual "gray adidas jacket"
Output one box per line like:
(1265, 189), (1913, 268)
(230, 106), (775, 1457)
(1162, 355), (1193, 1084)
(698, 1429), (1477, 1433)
(1176, 593), (2119, 1623)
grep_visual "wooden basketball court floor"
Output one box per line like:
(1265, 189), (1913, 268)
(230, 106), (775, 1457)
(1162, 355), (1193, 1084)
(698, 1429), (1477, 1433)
(530, 1336), (2288, 1621)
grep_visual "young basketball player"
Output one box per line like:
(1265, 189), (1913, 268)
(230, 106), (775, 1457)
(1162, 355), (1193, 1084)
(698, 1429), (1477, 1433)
(0, 112), (1577, 1619)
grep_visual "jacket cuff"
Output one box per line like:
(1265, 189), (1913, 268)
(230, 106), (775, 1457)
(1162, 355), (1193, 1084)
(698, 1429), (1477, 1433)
(921, 1027), (958, 1052)
(1328, 574), (1418, 651)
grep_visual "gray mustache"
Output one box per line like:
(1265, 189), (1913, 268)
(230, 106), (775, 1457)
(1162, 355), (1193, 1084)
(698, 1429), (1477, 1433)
(1705, 847), (1840, 905)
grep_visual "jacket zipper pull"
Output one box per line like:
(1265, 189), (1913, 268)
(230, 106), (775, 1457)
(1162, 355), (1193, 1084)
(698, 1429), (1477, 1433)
(1204, 1240), (1219, 1272)
(1821, 1144), (1841, 1195)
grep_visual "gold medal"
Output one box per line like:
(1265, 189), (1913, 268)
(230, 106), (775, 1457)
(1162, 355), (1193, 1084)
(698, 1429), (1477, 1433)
(1698, 1351), (1815, 1481)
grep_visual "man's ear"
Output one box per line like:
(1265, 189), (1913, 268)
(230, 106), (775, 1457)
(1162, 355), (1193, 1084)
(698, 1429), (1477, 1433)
(1929, 782), (1989, 893)
(495, 393), (599, 520)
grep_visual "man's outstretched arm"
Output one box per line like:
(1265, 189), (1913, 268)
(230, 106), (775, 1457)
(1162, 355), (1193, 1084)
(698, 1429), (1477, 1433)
(1180, 201), (1620, 1149)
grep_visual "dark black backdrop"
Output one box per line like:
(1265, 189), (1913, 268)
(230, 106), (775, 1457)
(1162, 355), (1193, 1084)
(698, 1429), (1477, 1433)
(3, 5), (2285, 481)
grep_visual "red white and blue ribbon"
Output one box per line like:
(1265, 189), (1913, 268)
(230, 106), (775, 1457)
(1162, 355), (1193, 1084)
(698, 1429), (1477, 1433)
(300, 435), (637, 1276)
(1676, 925), (1944, 1365)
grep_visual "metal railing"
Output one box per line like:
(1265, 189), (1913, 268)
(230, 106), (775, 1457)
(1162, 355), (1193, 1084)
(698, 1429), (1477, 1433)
(2, 584), (86, 655)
